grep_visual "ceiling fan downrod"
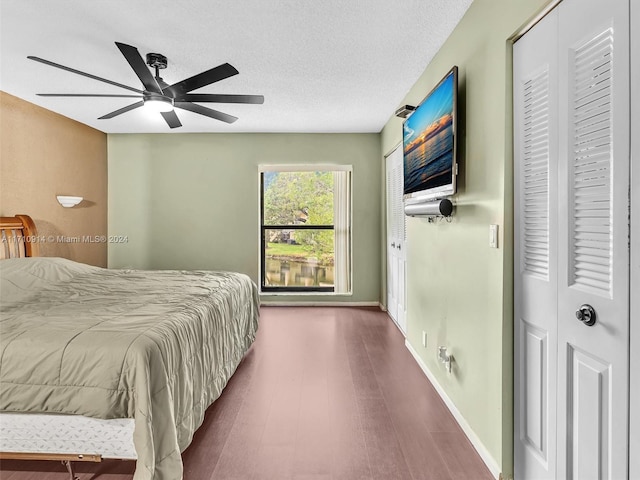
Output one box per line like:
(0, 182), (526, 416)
(146, 52), (167, 83)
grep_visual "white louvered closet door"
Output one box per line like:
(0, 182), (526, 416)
(515, 0), (631, 478)
(513, 8), (559, 479)
(556, 0), (630, 478)
(386, 146), (406, 333)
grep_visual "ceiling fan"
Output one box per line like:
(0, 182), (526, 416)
(27, 42), (264, 129)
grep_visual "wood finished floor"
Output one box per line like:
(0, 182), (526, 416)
(0, 307), (493, 480)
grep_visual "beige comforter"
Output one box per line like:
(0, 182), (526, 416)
(0, 257), (259, 480)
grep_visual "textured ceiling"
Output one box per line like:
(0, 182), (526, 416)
(0, 0), (472, 133)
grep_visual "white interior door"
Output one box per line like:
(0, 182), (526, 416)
(514, 0), (631, 478)
(513, 9), (559, 479)
(386, 146), (406, 333)
(556, 0), (630, 478)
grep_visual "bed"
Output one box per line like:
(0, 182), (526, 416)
(0, 215), (260, 480)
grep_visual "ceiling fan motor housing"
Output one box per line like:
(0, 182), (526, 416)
(146, 53), (167, 69)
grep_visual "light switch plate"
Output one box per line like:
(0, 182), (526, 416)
(489, 224), (499, 248)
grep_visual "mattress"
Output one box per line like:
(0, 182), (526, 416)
(0, 257), (259, 480)
(0, 413), (136, 459)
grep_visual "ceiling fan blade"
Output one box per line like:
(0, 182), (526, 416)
(176, 94), (264, 104)
(174, 102), (238, 124)
(27, 56), (143, 94)
(37, 94), (142, 98)
(163, 63), (239, 97)
(161, 110), (182, 129)
(115, 42), (162, 94)
(98, 100), (144, 119)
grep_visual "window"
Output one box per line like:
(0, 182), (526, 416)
(260, 165), (351, 294)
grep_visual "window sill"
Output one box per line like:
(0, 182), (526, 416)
(259, 291), (353, 296)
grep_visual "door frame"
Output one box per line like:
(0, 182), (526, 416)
(630, 0), (639, 476)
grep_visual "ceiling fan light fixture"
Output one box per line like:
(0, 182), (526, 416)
(144, 96), (174, 113)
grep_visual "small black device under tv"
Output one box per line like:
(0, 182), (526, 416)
(403, 66), (458, 203)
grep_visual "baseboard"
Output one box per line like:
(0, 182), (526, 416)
(404, 340), (502, 480)
(260, 301), (381, 307)
(379, 302), (387, 312)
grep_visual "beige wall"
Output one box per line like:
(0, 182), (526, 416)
(108, 133), (381, 303)
(0, 92), (108, 266)
(380, 0), (551, 476)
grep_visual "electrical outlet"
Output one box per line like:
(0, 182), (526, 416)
(422, 331), (427, 347)
(438, 346), (452, 373)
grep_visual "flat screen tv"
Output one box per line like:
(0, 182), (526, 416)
(403, 66), (458, 203)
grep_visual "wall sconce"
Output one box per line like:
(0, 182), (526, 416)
(395, 105), (416, 118)
(56, 195), (83, 208)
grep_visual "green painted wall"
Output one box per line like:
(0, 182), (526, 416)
(108, 133), (381, 303)
(380, 0), (550, 476)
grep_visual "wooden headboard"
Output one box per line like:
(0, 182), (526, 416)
(0, 215), (39, 259)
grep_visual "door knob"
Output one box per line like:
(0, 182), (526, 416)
(391, 242), (396, 248)
(397, 244), (401, 250)
(575, 304), (596, 326)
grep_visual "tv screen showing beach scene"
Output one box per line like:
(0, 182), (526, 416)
(403, 66), (457, 199)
